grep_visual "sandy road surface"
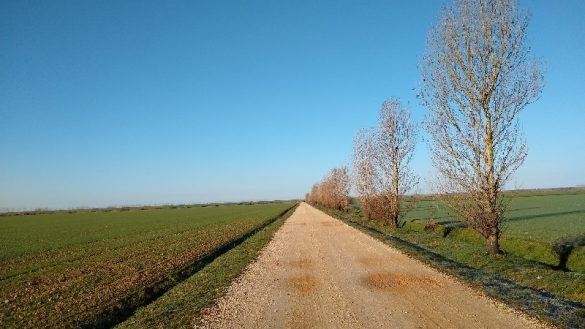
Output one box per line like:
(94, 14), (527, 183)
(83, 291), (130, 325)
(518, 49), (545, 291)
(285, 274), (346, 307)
(199, 203), (548, 329)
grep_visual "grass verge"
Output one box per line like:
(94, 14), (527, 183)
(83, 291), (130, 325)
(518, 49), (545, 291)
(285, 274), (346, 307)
(116, 204), (297, 328)
(319, 206), (585, 329)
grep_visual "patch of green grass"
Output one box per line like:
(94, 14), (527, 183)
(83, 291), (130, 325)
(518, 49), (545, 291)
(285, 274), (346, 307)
(0, 202), (295, 328)
(500, 237), (558, 265)
(571, 248), (585, 273)
(117, 204), (297, 328)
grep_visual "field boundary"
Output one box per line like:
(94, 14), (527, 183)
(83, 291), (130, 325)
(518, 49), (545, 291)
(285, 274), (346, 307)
(81, 203), (298, 329)
(317, 206), (585, 329)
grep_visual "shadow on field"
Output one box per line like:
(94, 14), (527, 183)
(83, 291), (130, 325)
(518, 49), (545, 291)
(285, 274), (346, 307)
(506, 210), (585, 222)
(506, 206), (541, 213)
(409, 215), (457, 222)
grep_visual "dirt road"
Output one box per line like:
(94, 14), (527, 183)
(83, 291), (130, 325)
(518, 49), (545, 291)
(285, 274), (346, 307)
(199, 203), (547, 328)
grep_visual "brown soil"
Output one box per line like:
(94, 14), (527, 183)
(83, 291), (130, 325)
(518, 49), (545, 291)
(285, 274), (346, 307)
(288, 275), (319, 294)
(366, 272), (442, 290)
(198, 203), (550, 329)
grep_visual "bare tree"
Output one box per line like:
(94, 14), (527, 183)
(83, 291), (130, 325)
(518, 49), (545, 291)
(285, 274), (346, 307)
(376, 99), (418, 227)
(330, 166), (351, 211)
(352, 128), (377, 218)
(352, 98), (418, 228)
(419, 0), (544, 254)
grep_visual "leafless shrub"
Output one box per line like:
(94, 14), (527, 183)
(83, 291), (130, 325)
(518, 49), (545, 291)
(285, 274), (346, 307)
(306, 166), (350, 211)
(419, 0), (544, 254)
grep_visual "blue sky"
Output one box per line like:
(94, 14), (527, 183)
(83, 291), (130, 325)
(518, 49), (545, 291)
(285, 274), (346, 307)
(1, 1), (584, 210)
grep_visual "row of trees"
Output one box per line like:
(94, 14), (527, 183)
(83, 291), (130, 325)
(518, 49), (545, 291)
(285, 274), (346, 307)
(305, 167), (350, 211)
(306, 0), (543, 255)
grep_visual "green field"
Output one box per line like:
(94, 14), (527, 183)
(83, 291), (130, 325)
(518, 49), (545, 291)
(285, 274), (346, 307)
(404, 189), (585, 243)
(118, 204), (295, 328)
(0, 202), (295, 328)
(503, 191), (585, 242)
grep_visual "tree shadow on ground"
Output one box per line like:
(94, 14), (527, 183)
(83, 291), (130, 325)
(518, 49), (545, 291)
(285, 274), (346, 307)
(505, 210), (585, 223)
(506, 207), (541, 213)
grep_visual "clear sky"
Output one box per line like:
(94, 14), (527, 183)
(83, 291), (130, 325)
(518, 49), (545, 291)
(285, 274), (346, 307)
(1, 0), (584, 210)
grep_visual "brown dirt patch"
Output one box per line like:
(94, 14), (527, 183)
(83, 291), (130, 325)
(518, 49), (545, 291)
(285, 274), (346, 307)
(288, 275), (319, 293)
(288, 258), (313, 269)
(366, 272), (442, 290)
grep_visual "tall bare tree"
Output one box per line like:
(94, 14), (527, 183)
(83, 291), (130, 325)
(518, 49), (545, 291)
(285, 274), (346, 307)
(353, 128), (377, 217)
(352, 98), (418, 228)
(419, 0), (544, 254)
(330, 166), (351, 211)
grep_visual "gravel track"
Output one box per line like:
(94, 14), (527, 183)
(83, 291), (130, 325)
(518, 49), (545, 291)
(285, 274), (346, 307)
(198, 202), (550, 328)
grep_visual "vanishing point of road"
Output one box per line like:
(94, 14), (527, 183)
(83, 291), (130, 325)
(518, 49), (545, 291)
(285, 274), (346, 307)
(199, 202), (548, 328)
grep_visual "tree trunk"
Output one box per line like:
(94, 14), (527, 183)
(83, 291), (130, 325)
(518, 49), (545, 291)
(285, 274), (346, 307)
(390, 163), (400, 229)
(487, 231), (501, 255)
(389, 213), (398, 228)
(557, 253), (571, 272)
(484, 108), (501, 255)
